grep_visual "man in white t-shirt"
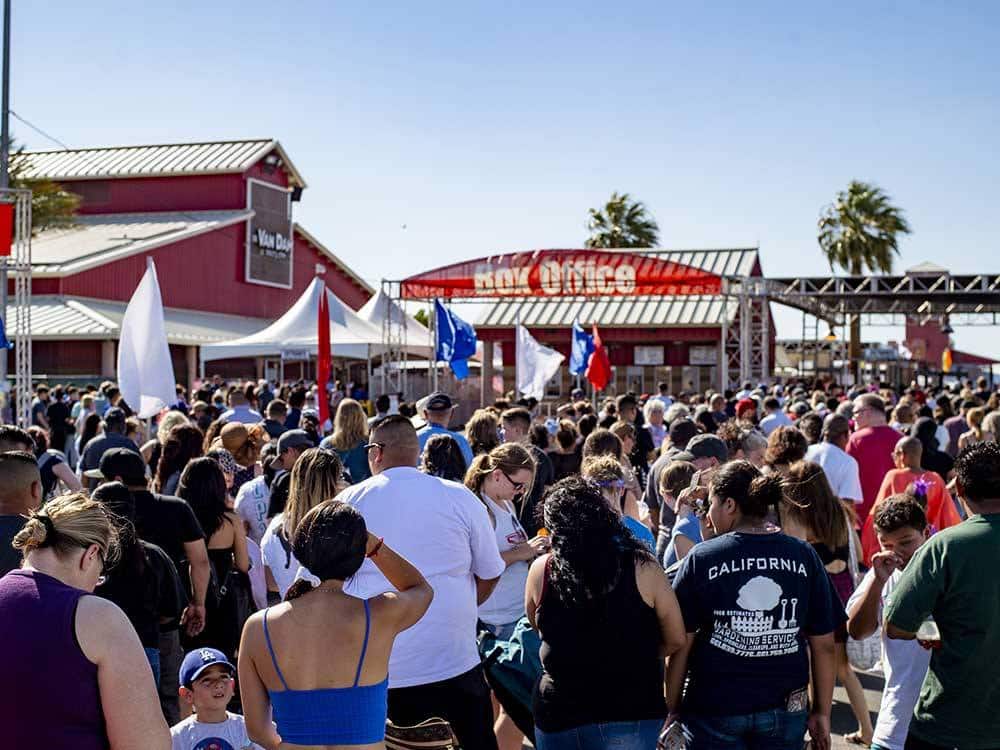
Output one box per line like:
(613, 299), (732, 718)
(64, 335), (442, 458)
(340, 415), (505, 750)
(806, 413), (863, 506)
(758, 396), (793, 436)
(846, 496), (931, 750)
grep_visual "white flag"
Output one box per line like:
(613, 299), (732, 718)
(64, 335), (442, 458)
(117, 259), (176, 418)
(516, 324), (565, 401)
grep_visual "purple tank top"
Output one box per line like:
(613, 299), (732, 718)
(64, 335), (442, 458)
(0, 570), (108, 749)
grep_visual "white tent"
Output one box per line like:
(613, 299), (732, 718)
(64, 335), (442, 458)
(358, 288), (433, 356)
(200, 277), (383, 363)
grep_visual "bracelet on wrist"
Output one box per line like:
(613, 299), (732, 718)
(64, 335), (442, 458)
(367, 536), (385, 558)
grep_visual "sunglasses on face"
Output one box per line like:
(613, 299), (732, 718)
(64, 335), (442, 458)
(501, 471), (526, 493)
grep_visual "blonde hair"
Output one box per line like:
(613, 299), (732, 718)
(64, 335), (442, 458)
(330, 399), (369, 452)
(282, 448), (345, 537)
(968, 406), (986, 438)
(982, 410), (1000, 440)
(14, 492), (118, 564)
(581, 454), (625, 484)
(157, 410), (190, 445)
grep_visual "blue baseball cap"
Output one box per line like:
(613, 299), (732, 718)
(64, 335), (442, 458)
(179, 647), (235, 687)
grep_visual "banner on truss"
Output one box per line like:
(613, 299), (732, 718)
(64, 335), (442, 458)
(400, 249), (722, 300)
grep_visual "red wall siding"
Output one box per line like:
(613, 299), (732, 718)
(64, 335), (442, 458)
(69, 174), (247, 214)
(65, 157), (293, 215)
(29, 341), (102, 377)
(55, 223), (370, 318)
(493, 327), (722, 366)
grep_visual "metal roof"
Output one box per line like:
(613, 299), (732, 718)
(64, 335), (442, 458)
(31, 210), (252, 276)
(18, 138), (306, 188)
(477, 248), (759, 328)
(12, 296), (271, 345)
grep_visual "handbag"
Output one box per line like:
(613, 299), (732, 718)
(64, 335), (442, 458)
(845, 525), (882, 672)
(384, 717), (458, 750)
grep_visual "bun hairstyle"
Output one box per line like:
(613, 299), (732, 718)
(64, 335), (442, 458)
(285, 501), (367, 601)
(710, 460), (785, 520)
(14, 492), (118, 564)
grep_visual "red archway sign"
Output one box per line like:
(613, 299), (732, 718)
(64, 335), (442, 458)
(0, 202), (14, 257)
(400, 249), (722, 299)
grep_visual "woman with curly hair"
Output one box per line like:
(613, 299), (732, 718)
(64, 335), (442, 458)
(668, 460), (838, 750)
(154, 424), (204, 495)
(525, 476), (684, 749)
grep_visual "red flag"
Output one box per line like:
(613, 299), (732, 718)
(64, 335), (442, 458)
(317, 285), (332, 425)
(586, 324), (612, 391)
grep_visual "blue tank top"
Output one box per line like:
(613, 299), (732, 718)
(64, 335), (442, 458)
(263, 599), (388, 745)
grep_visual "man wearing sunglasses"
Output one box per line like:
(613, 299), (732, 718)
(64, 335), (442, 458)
(416, 392), (474, 468)
(341, 415), (505, 750)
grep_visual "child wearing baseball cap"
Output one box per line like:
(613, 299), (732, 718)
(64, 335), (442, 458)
(170, 647), (261, 750)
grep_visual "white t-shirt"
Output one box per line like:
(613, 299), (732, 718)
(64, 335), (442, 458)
(170, 712), (261, 750)
(234, 476), (271, 545)
(477, 494), (529, 627)
(260, 514), (310, 599)
(759, 410), (792, 436)
(845, 568), (931, 750)
(339, 467), (506, 688)
(806, 442), (864, 504)
(245, 537), (268, 611)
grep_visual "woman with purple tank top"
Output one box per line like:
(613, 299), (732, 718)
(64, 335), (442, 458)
(0, 493), (169, 749)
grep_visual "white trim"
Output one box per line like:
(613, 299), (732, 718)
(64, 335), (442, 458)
(244, 179), (294, 290)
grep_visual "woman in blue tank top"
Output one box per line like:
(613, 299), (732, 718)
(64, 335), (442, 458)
(238, 500), (433, 748)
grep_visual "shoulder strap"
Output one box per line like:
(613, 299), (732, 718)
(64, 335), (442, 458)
(262, 608), (290, 690)
(353, 599), (371, 687)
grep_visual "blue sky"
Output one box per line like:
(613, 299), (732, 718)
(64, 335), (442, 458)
(11, 2), (1000, 353)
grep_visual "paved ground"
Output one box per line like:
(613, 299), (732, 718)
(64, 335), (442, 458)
(831, 669), (884, 749)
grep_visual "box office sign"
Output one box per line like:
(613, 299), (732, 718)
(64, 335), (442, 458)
(246, 179), (294, 288)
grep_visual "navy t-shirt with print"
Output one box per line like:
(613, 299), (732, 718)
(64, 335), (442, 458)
(673, 532), (837, 716)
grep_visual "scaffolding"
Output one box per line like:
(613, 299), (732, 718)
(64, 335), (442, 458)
(1, 188), (31, 426)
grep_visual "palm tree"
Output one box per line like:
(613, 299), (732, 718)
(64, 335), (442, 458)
(585, 192), (659, 248)
(818, 180), (911, 377)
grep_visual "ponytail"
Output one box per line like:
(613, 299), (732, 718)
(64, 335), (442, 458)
(711, 460), (784, 521)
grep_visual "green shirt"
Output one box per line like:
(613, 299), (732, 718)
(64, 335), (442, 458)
(884, 513), (1000, 749)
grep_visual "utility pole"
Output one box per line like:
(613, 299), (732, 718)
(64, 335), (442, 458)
(0, 0), (10, 390)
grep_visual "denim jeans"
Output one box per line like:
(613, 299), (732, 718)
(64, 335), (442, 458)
(683, 708), (807, 750)
(535, 718), (663, 750)
(143, 647), (161, 689)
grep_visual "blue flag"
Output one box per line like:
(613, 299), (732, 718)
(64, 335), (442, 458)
(569, 320), (594, 376)
(0, 315), (13, 350)
(435, 299), (477, 380)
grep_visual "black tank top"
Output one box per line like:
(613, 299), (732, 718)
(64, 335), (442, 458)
(533, 557), (667, 732)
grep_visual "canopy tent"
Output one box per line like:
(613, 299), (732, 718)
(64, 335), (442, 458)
(358, 288), (433, 357)
(200, 277), (383, 363)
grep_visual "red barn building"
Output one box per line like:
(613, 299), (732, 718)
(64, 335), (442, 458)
(17, 139), (372, 386)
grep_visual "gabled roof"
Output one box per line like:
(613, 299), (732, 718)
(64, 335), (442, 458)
(18, 138), (306, 188)
(30, 210), (252, 276)
(478, 248), (759, 328)
(13, 295), (271, 344)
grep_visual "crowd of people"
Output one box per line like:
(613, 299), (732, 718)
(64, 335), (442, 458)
(0, 372), (998, 750)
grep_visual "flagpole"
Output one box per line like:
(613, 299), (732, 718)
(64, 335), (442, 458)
(430, 299), (438, 393)
(514, 307), (521, 400)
